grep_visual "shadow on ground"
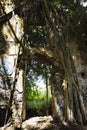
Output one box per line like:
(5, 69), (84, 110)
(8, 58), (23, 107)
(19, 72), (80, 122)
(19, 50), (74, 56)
(22, 116), (87, 130)
(0, 116), (87, 130)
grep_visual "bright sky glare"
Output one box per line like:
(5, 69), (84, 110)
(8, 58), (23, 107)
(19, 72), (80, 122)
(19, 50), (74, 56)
(35, 76), (46, 91)
(81, 1), (87, 7)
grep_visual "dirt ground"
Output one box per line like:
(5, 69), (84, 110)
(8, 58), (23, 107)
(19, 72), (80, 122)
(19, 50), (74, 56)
(0, 116), (87, 130)
(22, 116), (87, 130)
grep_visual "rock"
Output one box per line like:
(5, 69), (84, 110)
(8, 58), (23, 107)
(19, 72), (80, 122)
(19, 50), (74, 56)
(0, 124), (15, 130)
(22, 116), (53, 130)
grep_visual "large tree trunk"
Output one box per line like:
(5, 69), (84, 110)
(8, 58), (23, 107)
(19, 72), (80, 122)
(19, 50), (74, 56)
(60, 43), (87, 124)
(44, 1), (87, 122)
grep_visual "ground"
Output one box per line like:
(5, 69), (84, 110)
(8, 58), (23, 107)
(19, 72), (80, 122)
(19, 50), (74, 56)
(0, 116), (87, 130)
(22, 116), (87, 130)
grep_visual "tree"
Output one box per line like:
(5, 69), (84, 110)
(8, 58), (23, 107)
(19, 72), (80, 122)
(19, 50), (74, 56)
(0, 0), (87, 129)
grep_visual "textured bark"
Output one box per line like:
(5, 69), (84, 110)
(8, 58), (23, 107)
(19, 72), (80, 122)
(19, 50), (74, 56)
(62, 49), (87, 124)
(45, 65), (49, 116)
(77, 89), (87, 124)
(73, 88), (83, 124)
(51, 78), (58, 117)
(50, 69), (64, 118)
(43, 0), (87, 123)
(22, 60), (27, 121)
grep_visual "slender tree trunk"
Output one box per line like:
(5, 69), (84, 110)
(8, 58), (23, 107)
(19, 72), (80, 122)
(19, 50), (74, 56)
(50, 78), (58, 117)
(50, 71), (58, 117)
(45, 65), (49, 116)
(50, 69), (64, 118)
(73, 87), (83, 124)
(22, 60), (27, 121)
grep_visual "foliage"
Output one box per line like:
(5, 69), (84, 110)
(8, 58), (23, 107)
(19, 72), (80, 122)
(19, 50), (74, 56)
(24, 26), (47, 48)
(27, 61), (46, 79)
(26, 78), (52, 116)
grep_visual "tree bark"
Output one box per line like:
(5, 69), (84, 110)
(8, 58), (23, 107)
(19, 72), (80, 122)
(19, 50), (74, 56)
(50, 78), (58, 117)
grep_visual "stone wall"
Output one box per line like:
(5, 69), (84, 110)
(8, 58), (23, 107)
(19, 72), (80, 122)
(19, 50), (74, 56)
(76, 65), (87, 112)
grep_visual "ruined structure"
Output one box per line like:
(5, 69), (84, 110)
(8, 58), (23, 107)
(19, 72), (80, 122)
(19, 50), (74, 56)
(0, 0), (87, 129)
